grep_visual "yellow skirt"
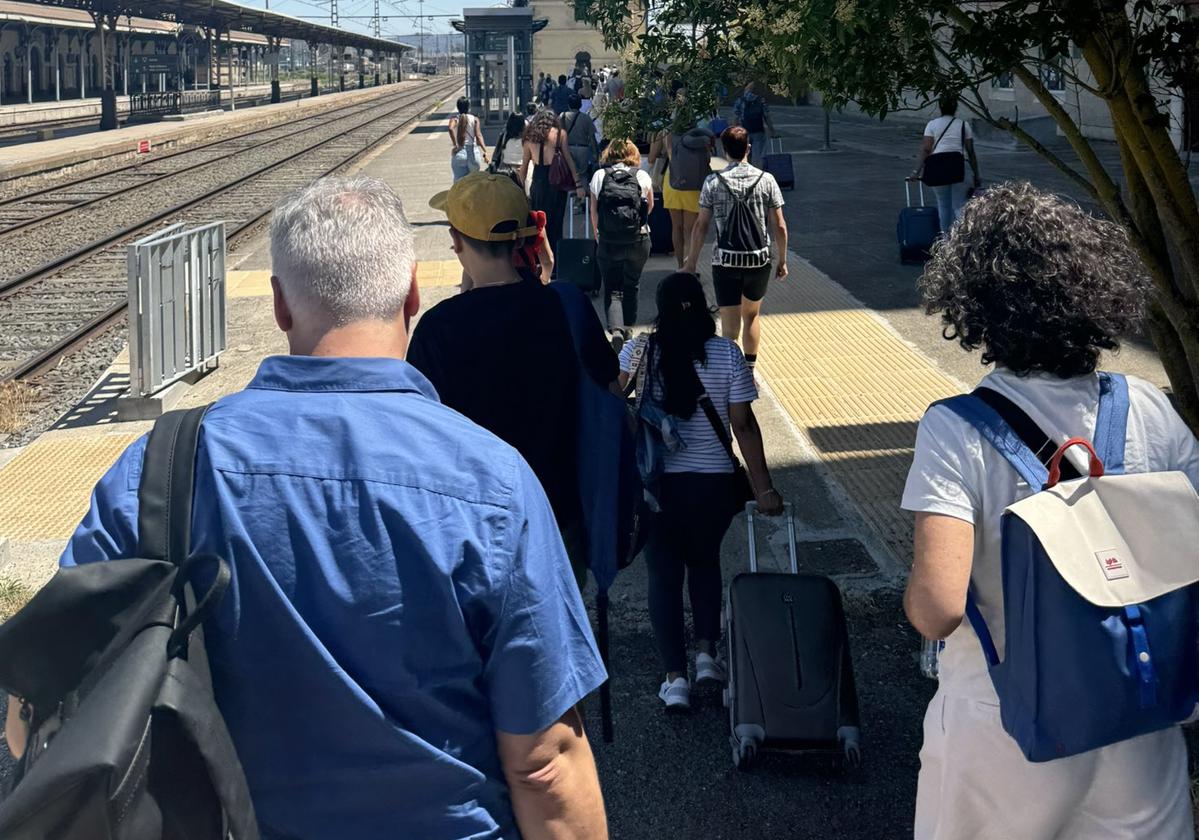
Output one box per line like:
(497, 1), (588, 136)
(662, 178), (700, 213)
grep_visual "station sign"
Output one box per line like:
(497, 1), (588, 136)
(131, 55), (176, 75)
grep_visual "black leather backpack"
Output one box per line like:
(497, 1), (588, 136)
(0, 406), (258, 839)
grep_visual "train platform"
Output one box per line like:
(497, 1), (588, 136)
(0, 96), (1187, 836)
(0, 78), (428, 181)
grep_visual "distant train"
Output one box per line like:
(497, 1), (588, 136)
(410, 62), (438, 75)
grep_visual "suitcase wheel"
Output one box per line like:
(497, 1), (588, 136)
(731, 725), (764, 771)
(839, 726), (862, 769)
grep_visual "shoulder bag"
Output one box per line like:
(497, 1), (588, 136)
(920, 119), (966, 187)
(549, 130), (576, 192)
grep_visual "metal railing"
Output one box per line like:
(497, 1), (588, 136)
(129, 89), (222, 118)
(126, 222), (227, 398)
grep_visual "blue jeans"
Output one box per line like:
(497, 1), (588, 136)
(748, 131), (768, 166)
(932, 180), (971, 234)
(451, 147), (481, 181)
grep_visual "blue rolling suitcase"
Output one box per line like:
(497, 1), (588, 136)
(761, 137), (794, 191)
(557, 195), (600, 293)
(898, 180), (939, 264)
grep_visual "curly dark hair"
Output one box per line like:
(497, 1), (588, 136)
(919, 181), (1151, 378)
(523, 109), (560, 145)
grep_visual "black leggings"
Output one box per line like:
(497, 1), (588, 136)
(645, 472), (735, 674)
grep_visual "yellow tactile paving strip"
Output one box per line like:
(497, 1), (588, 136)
(757, 257), (962, 562)
(228, 270), (272, 298)
(416, 259), (464, 288)
(0, 433), (141, 541)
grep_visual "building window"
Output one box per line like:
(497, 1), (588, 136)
(574, 0), (590, 22)
(1040, 61), (1065, 92)
(992, 70), (1014, 90)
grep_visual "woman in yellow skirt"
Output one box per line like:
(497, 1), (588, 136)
(650, 127), (712, 269)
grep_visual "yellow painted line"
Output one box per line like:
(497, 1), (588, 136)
(416, 259), (463, 288)
(228, 270), (273, 299)
(0, 433), (141, 541)
(757, 257), (961, 561)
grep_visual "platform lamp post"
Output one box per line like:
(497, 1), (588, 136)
(269, 35), (281, 103)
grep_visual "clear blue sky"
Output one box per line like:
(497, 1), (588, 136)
(264, 0), (467, 40)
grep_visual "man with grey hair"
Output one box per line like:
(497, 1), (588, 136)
(54, 176), (611, 839)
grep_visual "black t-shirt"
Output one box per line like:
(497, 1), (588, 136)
(407, 280), (618, 526)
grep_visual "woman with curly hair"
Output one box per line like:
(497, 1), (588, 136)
(519, 108), (586, 257)
(901, 181), (1199, 839)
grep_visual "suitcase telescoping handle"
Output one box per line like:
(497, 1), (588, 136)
(904, 178), (926, 208)
(745, 501), (798, 574)
(770, 136), (783, 156)
(568, 194), (592, 240)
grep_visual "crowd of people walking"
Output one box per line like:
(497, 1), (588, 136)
(5, 62), (1198, 840)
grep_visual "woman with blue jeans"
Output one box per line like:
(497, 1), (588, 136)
(448, 97), (488, 181)
(913, 94), (980, 234)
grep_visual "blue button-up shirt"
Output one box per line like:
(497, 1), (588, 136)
(61, 355), (607, 840)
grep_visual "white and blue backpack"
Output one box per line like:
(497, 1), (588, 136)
(936, 372), (1199, 761)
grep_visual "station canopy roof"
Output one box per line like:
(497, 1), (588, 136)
(29, 0), (413, 52)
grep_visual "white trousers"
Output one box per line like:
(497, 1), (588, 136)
(915, 689), (1194, 840)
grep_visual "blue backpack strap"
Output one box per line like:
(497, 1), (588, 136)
(1093, 372), (1129, 475)
(932, 394), (1049, 489)
(931, 394), (1053, 669)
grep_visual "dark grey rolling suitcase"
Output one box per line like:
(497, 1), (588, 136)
(761, 137), (794, 191)
(556, 195), (600, 294)
(724, 502), (862, 769)
(898, 179), (939, 264)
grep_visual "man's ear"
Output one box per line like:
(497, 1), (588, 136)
(271, 276), (293, 333)
(448, 227), (465, 255)
(405, 269), (421, 322)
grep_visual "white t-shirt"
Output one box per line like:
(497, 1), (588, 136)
(501, 137), (523, 166)
(901, 368), (1199, 700)
(619, 336), (758, 474)
(923, 115), (973, 154)
(590, 164), (653, 235)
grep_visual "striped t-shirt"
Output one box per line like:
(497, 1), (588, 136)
(619, 335), (758, 474)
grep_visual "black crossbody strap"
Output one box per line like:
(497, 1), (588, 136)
(973, 388), (1081, 481)
(931, 117), (956, 153)
(698, 393), (738, 467)
(138, 404), (211, 564)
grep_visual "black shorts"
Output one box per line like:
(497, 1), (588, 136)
(712, 264), (772, 307)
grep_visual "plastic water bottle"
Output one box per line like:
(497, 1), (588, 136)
(920, 638), (943, 679)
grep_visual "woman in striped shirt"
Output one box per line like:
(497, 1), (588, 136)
(619, 272), (783, 712)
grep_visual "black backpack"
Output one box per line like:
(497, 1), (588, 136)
(597, 167), (645, 244)
(0, 406), (258, 840)
(741, 96), (766, 133)
(714, 170), (771, 268)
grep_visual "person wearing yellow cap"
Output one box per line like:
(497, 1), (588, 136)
(410, 172), (618, 589)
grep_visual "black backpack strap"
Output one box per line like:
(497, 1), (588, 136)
(973, 388), (1081, 481)
(138, 405), (211, 565)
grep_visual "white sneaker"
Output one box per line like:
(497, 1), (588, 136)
(695, 652), (726, 685)
(658, 677), (691, 712)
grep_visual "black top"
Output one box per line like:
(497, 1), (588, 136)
(408, 279), (618, 526)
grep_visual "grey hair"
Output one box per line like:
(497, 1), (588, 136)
(919, 180), (1150, 378)
(270, 176), (414, 325)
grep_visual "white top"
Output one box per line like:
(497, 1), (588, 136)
(501, 137), (523, 166)
(923, 115), (973, 154)
(452, 113), (478, 149)
(901, 368), (1199, 700)
(619, 336), (758, 474)
(590, 164), (654, 235)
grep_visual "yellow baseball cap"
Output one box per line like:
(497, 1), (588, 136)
(428, 172), (538, 242)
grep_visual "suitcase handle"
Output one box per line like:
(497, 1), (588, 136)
(568, 194), (592, 239)
(770, 136), (783, 155)
(904, 178), (926, 208)
(745, 501), (798, 574)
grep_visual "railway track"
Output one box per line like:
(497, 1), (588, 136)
(0, 85), (429, 242)
(0, 77), (460, 391)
